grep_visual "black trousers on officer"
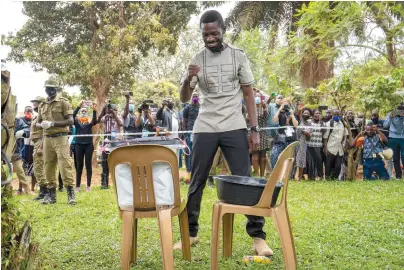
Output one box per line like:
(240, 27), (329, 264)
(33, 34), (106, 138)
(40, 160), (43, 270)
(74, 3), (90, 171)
(186, 129), (266, 240)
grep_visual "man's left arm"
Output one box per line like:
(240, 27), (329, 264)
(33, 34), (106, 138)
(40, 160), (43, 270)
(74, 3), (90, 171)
(239, 50), (259, 149)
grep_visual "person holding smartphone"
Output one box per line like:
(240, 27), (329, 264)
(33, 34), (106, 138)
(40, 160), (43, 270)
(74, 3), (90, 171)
(384, 105), (404, 179)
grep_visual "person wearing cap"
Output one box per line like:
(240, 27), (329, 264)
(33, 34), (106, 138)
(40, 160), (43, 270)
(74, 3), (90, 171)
(37, 80), (76, 205)
(352, 124), (389, 180)
(98, 102), (123, 188)
(30, 96), (47, 200)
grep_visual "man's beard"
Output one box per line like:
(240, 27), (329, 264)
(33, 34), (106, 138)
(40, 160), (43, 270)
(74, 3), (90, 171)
(205, 40), (223, 53)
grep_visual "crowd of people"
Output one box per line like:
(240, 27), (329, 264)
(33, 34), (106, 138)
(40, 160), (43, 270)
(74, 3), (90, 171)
(10, 8), (403, 259)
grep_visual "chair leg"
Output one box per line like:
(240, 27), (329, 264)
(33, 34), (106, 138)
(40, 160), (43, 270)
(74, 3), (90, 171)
(130, 218), (138, 265)
(273, 208), (297, 270)
(178, 208), (191, 261)
(211, 203), (222, 270)
(157, 209), (174, 270)
(121, 211), (134, 270)
(222, 213), (234, 258)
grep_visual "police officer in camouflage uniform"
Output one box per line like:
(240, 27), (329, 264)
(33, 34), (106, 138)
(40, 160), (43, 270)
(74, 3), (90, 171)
(30, 96), (47, 201)
(37, 80), (76, 205)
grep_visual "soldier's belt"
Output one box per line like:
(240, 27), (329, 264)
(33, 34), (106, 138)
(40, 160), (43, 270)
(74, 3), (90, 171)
(44, 133), (68, 138)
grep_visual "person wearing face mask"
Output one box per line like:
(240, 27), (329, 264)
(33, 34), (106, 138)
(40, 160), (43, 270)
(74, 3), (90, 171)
(176, 10), (272, 256)
(122, 92), (140, 139)
(384, 105), (404, 179)
(36, 80), (76, 204)
(182, 92), (200, 181)
(18, 105), (36, 194)
(246, 95), (269, 177)
(296, 108), (312, 181)
(345, 110), (360, 138)
(30, 96), (48, 200)
(323, 109), (348, 180)
(73, 101), (98, 192)
(136, 102), (156, 138)
(306, 109), (326, 180)
(352, 124), (389, 180)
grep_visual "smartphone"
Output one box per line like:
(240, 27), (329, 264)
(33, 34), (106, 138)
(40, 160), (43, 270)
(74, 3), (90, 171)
(319, 105), (328, 111)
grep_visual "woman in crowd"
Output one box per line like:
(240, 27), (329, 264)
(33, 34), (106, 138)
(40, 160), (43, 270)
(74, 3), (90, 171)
(73, 101), (98, 192)
(306, 109), (326, 180)
(270, 100), (298, 169)
(247, 95), (269, 177)
(296, 108), (312, 180)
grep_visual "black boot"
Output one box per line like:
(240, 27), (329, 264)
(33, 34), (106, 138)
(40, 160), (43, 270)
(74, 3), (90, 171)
(34, 186), (48, 201)
(41, 188), (56, 204)
(66, 186), (76, 205)
(101, 173), (109, 189)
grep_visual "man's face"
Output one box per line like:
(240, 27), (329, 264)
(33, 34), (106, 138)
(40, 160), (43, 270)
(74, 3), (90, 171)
(347, 111), (355, 121)
(314, 110), (321, 121)
(32, 102), (39, 109)
(365, 125), (376, 137)
(371, 113), (379, 121)
(201, 21), (224, 52)
(275, 95), (284, 106)
(326, 110), (332, 117)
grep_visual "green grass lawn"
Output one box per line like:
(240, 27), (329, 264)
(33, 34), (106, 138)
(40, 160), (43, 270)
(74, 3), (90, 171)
(14, 180), (404, 270)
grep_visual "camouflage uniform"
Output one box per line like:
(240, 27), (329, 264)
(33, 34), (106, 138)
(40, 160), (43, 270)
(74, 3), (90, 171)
(38, 80), (75, 204)
(30, 96), (47, 200)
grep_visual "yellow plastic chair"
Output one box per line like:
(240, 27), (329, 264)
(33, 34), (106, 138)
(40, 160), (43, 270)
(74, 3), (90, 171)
(108, 144), (191, 270)
(211, 141), (299, 270)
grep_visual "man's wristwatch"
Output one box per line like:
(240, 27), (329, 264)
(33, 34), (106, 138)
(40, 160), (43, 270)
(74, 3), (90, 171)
(250, 126), (260, 132)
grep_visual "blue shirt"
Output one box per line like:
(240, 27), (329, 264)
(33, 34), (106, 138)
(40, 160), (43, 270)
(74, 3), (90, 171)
(384, 114), (404, 139)
(363, 135), (384, 159)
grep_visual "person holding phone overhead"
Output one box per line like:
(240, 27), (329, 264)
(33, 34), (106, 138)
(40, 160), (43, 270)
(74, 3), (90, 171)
(174, 10), (273, 257)
(73, 101), (98, 192)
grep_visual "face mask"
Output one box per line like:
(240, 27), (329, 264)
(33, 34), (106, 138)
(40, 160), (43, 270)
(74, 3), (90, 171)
(302, 115), (310, 121)
(129, 104), (135, 112)
(255, 97), (261, 105)
(167, 103), (174, 110)
(33, 107), (38, 113)
(333, 115), (340, 122)
(45, 87), (57, 98)
(192, 97), (199, 104)
(24, 112), (32, 120)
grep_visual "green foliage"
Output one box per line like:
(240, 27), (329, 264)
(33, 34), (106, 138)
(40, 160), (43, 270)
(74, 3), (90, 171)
(131, 80), (181, 109)
(1, 186), (20, 269)
(14, 180), (404, 269)
(6, 1), (198, 101)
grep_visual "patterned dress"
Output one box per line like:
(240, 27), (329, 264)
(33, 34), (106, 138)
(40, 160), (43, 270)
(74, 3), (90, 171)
(247, 108), (269, 152)
(306, 121), (325, 179)
(296, 121), (312, 168)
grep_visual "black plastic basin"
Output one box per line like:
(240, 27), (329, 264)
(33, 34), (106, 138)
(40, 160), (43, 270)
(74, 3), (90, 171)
(214, 175), (283, 207)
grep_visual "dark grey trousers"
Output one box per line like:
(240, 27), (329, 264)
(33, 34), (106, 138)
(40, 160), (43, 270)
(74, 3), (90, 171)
(186, 129), (266, 240)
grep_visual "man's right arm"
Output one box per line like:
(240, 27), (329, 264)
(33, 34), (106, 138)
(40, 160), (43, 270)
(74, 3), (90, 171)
(122, 95), (129, 119)
(180, 64), (199, 102)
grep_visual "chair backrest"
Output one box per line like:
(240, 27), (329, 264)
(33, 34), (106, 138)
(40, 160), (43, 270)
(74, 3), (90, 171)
(255, 141), (299, 208)
(108, 144), (181, 213)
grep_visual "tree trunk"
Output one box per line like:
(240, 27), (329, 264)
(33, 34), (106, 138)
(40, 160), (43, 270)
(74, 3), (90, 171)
(91, 78), (108, 167)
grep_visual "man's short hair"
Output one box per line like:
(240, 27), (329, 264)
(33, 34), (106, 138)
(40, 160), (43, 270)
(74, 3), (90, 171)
(200, 10), (225, 30)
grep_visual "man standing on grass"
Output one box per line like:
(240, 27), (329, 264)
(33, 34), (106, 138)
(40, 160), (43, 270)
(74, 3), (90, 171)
(174, 10), (273, 256)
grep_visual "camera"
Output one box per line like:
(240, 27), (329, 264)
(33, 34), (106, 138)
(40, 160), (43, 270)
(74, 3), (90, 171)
(318, 105), (328, 111)
(141, 99), (154, 111)
(283, 104), (290, 111)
